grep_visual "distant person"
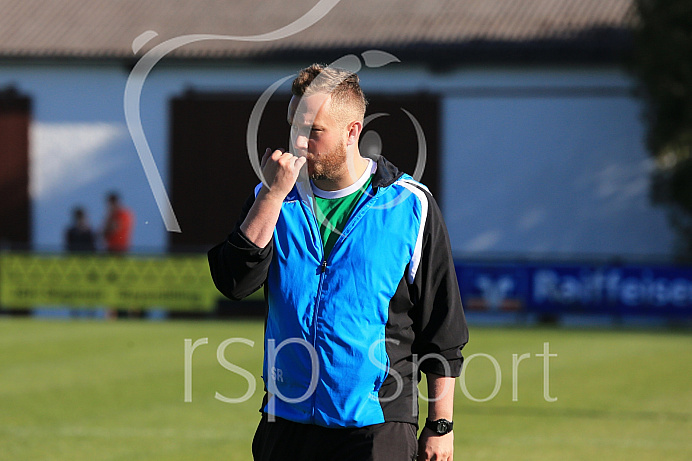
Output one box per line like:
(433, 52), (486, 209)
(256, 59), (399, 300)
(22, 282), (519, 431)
(103, 192), (134, 253)
(65, 206), (96, 252)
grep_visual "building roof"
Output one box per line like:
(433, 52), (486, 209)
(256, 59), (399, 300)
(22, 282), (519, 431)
(0, 0), (635, 64)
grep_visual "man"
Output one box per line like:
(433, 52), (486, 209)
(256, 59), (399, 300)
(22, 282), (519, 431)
(65, 206), (96, 252)
(103, 192), (134, 253)
(208, 64), (468, 461)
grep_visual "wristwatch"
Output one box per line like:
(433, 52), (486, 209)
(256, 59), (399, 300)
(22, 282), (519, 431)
(425, 418), (454, 435)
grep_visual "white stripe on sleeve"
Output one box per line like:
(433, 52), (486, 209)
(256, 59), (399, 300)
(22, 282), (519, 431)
(397, 180), (429, 284)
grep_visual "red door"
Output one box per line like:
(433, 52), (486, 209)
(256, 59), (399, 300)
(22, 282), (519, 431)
(0, 88), (31, 248)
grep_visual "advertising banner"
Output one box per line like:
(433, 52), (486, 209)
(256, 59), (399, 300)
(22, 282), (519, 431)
(0, 253), (222, 311)
(529, 264), (692, 316)
(456, 261), (692, 318)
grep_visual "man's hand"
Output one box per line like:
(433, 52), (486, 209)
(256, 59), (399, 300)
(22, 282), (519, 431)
(418, 428), (454, 461)
(260, 148), (307, 201)
(419, 374), (456, 461)
(239, 148), (306, 248)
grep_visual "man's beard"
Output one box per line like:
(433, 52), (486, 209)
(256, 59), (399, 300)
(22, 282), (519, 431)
(308, 140), (348, 182)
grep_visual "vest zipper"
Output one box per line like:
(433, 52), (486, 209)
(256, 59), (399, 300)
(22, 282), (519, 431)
(316, 259), (328, 274)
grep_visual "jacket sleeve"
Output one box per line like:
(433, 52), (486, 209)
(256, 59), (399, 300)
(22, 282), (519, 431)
(410, 191), (468, 377)
(207, 192), (274, 301)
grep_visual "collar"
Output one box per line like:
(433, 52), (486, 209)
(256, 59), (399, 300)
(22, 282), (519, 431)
(371, 155), (405, 189)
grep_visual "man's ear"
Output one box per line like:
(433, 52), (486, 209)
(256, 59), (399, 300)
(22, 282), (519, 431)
(346, 120), (363, 147)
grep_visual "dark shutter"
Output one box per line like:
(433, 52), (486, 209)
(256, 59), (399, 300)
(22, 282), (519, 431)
(168, 91), (439, 250)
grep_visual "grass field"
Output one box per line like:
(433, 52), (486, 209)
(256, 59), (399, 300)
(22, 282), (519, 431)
(1, 317), (691, 460)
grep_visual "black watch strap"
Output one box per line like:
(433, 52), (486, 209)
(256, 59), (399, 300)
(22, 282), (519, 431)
(425, 418), (454, 435)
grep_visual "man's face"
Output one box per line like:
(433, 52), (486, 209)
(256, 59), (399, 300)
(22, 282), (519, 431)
(287, 93), (348, 182)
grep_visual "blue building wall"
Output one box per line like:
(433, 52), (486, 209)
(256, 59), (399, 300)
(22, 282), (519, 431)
(0, 61), (676, 259)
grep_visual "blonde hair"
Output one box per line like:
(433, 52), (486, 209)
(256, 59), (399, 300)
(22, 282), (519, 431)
(291, 64), (367, 126)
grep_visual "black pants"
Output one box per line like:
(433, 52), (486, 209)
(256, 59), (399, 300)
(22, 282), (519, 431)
(252, 414), (418, 461)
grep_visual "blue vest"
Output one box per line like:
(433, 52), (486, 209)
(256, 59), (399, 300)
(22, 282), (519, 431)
(261, 174), (429, 427)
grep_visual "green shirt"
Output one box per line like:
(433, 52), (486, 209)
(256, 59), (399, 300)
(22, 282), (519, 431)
(313, 175), (373, 259)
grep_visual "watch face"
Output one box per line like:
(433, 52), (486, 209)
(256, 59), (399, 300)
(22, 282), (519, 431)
(427, 418), (452, 435)
(437, 421), (449, 433)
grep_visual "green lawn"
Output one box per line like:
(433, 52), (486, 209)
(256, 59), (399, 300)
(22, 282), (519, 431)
(1, 318), (690, 460)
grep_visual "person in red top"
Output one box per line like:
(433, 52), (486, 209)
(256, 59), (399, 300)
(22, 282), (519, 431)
(103, 192), (134, 253)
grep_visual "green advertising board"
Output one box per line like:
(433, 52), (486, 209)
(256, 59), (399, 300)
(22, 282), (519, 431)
(0, 253), (230, 311)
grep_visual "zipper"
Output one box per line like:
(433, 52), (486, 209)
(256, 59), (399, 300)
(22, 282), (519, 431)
(316, 259), (328, 274)
(310, 257), (328, 423)
(307, 198), (326, 424)
(304, 183), (380, 424)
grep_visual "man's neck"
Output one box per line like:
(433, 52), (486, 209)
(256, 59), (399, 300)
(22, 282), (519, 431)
(312, 153), (370, 192)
